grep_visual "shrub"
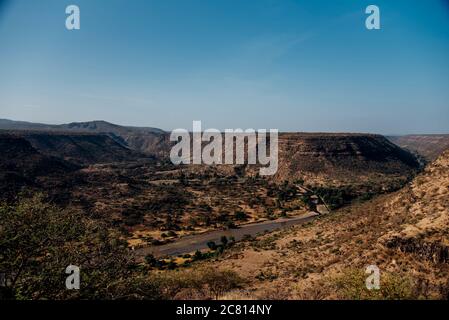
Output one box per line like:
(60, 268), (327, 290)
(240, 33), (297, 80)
(234, 211), (248, 221)
(167, 230), (178, 238)
(220, 236), (228, 246)
(207, 241), (217, 250)
(149, 268), (243, 300)
(225, 221), (237, 229)
(192, 250), (204, 261)
(145, 254), (158, 267)
(199, 269), (243, 300)
(333, 269), (415, 300)
(0, 193), (147, 300)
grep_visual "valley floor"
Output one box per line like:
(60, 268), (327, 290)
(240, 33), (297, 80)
(185, 190), (448, 300)
(171, 150), (449, 300)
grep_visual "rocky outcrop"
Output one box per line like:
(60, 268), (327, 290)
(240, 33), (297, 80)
(383, 236), (449, 264)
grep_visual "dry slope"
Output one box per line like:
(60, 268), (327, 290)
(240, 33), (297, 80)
(199, 149), (449, 300)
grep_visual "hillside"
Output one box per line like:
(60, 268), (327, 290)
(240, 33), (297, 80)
(267, 133), (420, 193)
(196, 149), (449, 300)
(0, 120), (444, 300)
(0, 119), (421, 191)
(381, 149), (449, 263)
(172, 132), (420, 192)
(9, 131), (147, 165)
(0, 119), (169, 157)
(388, 134), (449, 161)
(0, 134), (79, 200)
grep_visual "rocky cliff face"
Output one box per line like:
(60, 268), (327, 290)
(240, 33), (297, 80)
(272, 133), (420, 187)
(0, 119), (421, 190)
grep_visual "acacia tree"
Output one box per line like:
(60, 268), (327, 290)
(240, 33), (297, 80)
(202, 269), (242, 300)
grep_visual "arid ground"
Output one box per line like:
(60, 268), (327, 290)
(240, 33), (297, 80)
(0, 119), (447, 300)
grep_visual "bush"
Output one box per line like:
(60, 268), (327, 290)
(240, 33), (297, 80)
(220, 236), (228, 247)
(145, 254), (158, 267)
(333, 269), (415, 300)
(207, 241), (217, 250)
(234, 211), (248, 221)
(225, 221), (237, 229)
(192, 250), (204, 261)
(0, 193), (147, 300)
(167, 230), (178, 237)
(149, 268), (243, 300)
(201, 269), (243, 300)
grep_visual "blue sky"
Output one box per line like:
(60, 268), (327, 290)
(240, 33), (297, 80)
(0, 0), (448, 133)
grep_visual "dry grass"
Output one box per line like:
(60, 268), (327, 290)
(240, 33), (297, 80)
(184, 151), (449, 300)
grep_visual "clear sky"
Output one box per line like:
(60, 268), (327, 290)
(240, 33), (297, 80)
(0, 0), (448, 134)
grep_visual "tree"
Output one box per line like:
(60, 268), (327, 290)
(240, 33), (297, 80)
(207, 241), (217, 250)
(0, 193), (148, 300)
(220, 236), (228, 247)
(225, 221), (237, 229)
(145, 254), (158, 267)
(201, 269), (243, 300)
(193, 250), (204, 261)
(234, 211), (248, 221)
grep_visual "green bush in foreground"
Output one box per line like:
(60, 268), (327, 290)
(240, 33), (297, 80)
(0, 193), (140, 300)
(333, 268), (415, 300)
(151, 268), (244, 300)
(0, 193), (244, 300)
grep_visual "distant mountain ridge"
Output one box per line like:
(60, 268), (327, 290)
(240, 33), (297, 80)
(1, 119), (422, 189)
(388, 134), (449, 161)
(0, 119), (165, 134)
(0, 119), (169, 157)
